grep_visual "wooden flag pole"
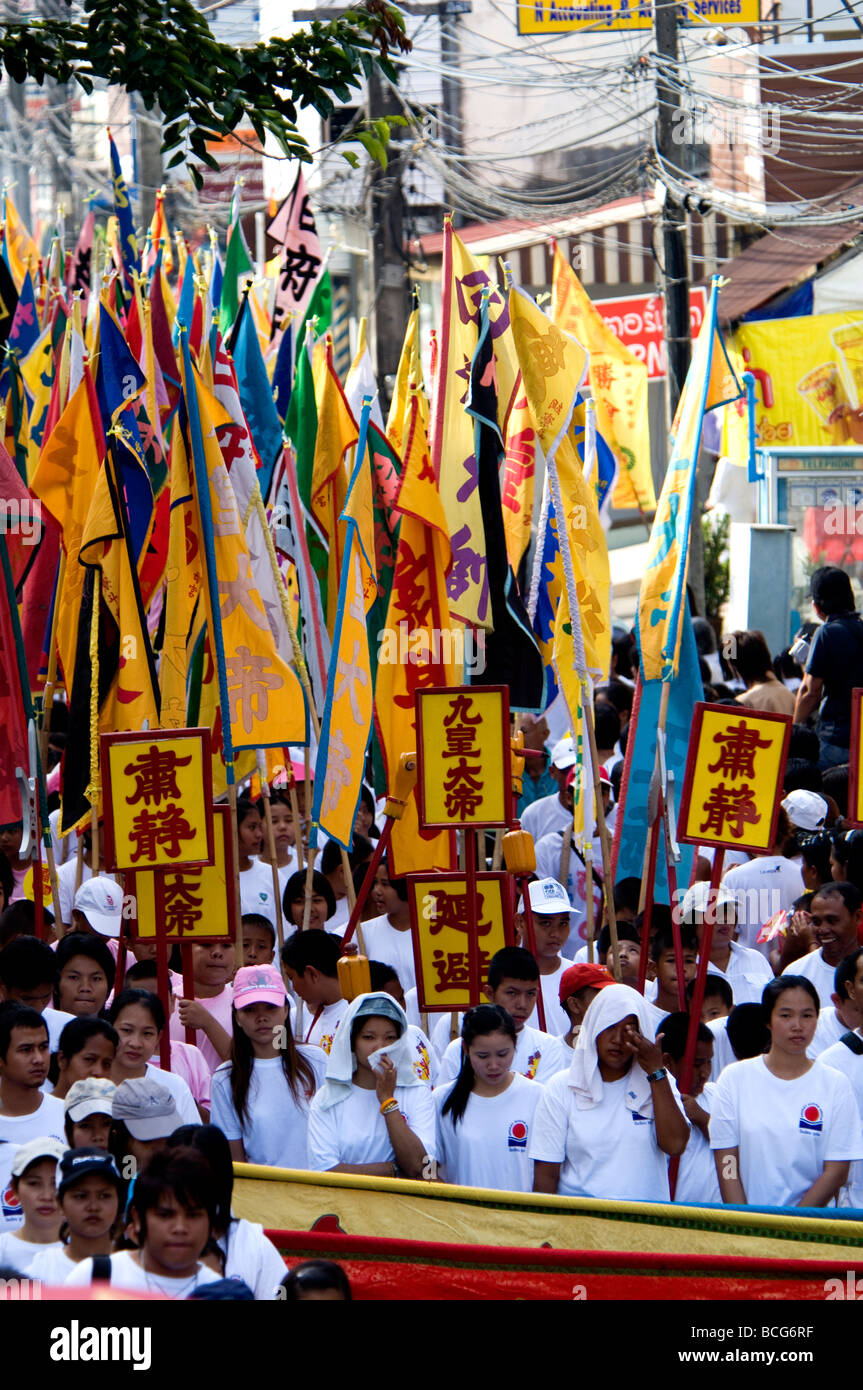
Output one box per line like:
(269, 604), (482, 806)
(585, 849), (595, 964)
(227, 780), (244, 970)
(582, 696), (620, 982)
(258, 762), (285, 952)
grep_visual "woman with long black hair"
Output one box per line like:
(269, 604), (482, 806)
(434, 1004), (544, 1192)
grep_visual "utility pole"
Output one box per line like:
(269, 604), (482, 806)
(366, 64), (410, 411)
(654, 0), (705, 615)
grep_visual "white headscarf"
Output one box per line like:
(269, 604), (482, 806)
(316, 992), (424, 1111)
(568, 983), (660, 1115)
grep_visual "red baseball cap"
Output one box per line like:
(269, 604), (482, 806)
(558, 963), (614, 1003)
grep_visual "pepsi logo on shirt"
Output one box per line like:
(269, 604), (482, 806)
(2, 1183), (21, 1220)
(799, 1104), (823, 1135)
(508, 1121), (528, 1151)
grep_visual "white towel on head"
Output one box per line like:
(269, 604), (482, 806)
(568, 983), (659, 1115)
(316, 991), (424, 1111)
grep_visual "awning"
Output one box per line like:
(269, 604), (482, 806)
(711, 223), (863, 323)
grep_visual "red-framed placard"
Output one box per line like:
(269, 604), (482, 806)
(415, 685), (511, 830)
(125, 804), (236, 943)
(848, 688), (863, 828)
(407, 871), (511, 1012)
(676, 702), (792, 853)
(101, 728), (214, 872)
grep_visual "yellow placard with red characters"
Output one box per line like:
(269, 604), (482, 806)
(408, 873), (509, 1012)
(127, 805), (235, 942)
(416, 686), (511, 829)
(101, 729), (214, 872)
(677, 703), (791, 853)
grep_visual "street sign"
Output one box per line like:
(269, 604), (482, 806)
(518, 0), (760, 33)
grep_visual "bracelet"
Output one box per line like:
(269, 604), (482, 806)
(380, 1098), (400, 1116)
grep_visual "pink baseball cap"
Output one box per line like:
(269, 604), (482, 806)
(233, 964), (287, 1009)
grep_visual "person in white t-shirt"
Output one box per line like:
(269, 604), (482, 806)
(0, 1136), (64, 1274)
(210, 964), (325, 1170)
(710, 976), (863, 1207)
(809, 950), (862, 1057)
(519, 736), (577, 845)
(307, 993), (435, 1178)
(242, 913), (276, 969)
(721, 824), (805, 955)
(121, 961), (213, 1111)
(52, 1018), (118, 1102)
(0, 938), (73, 1053)
(529, 984), (689, 1200)
(433, 947), (568, 1084)
(781, 882), (863, 1011)
(63, 1077), (116, 1151)
(319, 836), (374, 940)
(255, 790), (299, 897)
(679, 880), (774, 1007)
(516, 878), (577, 1036)
(31, 1147), (123, 1287)
(282, 870), (339, 936)
(108, 988), (200, 1127)
(0, 1003), (65, 1144)
(65, 1147), (222, 1298)
(818, 947), (863, 1206)
(165, 1122), (287, 1298)
(281, 928), (349, 1053)
(659, 1013), (721, 1206)
(434, 1005), (544, 1192)
(360, 868), (417, 995)
(366, 960), (438, 1085)
(642, 919), (698, 1034)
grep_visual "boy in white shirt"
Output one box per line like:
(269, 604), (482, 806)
(810, 951), (862, 1057)
(680, 880), (774, 1006)
(659, 1011), (721, 1205)
(281, 928), (348, 1053)
(360, 866), (417, 995)
(515, 878), (577, 1036)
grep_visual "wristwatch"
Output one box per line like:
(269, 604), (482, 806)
(646, 1067), (667, 1084)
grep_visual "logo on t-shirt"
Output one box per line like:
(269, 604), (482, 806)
(799, 1103), (823, 1134)
(2, 1183), (21, 1220)
(631, 1112), (649, 1125)
(508, 1121), (528, 1151)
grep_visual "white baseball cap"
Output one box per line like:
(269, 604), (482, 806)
(528, 878), (575, 916)
(680, 880), (737, 922)
(10, 1136), (66, 1179)
(64, 1078), (117, 1123)
(551, 737), (576, 771)
(73, 875), (123, 938)
(781, 790), (828, 831)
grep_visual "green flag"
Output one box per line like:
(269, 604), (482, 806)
(219, 185), (253, 338)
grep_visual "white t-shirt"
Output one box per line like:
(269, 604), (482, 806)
(0, 1231), (61, 1275)
(0, 1093), (65, 1145)
(299, 998), (349, 1054)
(403, 988), (421, 1030)
(706, 941), (774, 1007)
(30, 1245), (79, 1285)
(722, 857), (804, 953)
(328, 896), (351, 936)
(219, 1218), (287, 1300)
(528, 1068), (680, 1201)
(44, 1007), (75, 1052)
(706, 1016), (737, 1081)
(210, 1048), (327, 1170)
(673, 1081), (721, 1206)
(520, 793), (572, 845)
(49, 809), (79, 867)
(437, 1024), (568, 1087)
(819, 1033), (863, 1206)
(434, 1073), (544, 1192)
(533, 833), (603, 961)
(527, 961), (569, 1037)
(360, 915), (417, 994)
(0, 1142), (23, 1229)
(709, 1055), (863, 1207)
(65, 1248), (222, 1298)
(781, 949), (841, 1013)
(810, 1007), (849, 1059)
(240, 859), (280, 927)
(307, 1084), (436, 1170)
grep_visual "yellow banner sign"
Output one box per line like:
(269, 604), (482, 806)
(408, 873), (509, 1012)
(416, 686), (510, 828)
(731, 312), (863, 451)
(129, 806), (235, 941)
(518, 0), (760, 32)
(677, 704), (791, 853)
(102, 729), (214, 871)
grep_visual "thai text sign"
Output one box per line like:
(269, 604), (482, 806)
(408, 873), (509, 1012)
(677, 703), (791, 853)
(102, 729), (213, 871)
(416, 686), (511, 828)
(593, 289), (708, 380)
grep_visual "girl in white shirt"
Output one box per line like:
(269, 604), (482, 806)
(0, 1137), (64, 1274)
(434, 1005), (543, 1193)
(710, 975), (863, 1208)
(108, 989), (199, 1125)
(307, 993), (435, 1178)
(30, 1147), (123, 1286)
(167, 1124), (288, 1299)
(529, 983), (690, 1201)
(210, 963), (325, 1170)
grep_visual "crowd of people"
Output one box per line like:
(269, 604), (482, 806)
(1, 563), (863, 1297)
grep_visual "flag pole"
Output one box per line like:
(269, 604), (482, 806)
(257, 751), (285, 952)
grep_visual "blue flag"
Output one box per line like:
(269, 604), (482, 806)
(94, 305), (153, 563)
(615, 603), (704, 902)
(231, 298), (282, 500)
(108, 130), (140, 287)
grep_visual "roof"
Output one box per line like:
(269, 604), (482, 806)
(415, 194), (659, 259)
(710, 222), (863, 323)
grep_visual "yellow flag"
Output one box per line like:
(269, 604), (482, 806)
(509, 285), (611, 683)
(376, 386), (457, 876)
(21, 327), (54, 484)
(31, 367), (105, 691)
(638, 280), (741, 681)
(313, 405), (377, 849)
(3, 195), (39, 290)
(386, 305), (422, 457)
(551, 245), (655, 514)
(430, 221), (521, 628)
(311, 337), (358, 635)
(180, 340), (309, 751)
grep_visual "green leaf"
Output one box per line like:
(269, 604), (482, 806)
(341, 150), (360, 168)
